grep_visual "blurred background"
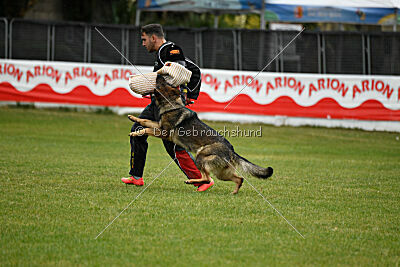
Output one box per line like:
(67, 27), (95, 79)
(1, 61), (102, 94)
(0, 0), (399, 75)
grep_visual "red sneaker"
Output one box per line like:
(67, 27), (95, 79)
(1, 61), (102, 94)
(197, 179), (214, 192)
(121, 176), (144, 186)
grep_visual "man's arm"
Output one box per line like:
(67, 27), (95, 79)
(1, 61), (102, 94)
(160, 43), (190, 104)
(162, 44), (185, 65)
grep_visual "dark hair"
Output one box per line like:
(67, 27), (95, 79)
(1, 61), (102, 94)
(141, 24), (164, 38)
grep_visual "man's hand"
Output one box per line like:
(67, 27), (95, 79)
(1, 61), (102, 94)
(181, 86), (194, 106)
(182, 92), (194, 106)
(186, 99), (194, 106)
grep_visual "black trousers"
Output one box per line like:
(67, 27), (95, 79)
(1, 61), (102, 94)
(129, 99), (201, 180)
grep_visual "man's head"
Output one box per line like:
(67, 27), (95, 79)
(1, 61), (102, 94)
(141, 24), (166, 53)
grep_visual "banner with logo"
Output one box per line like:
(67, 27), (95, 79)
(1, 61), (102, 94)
(1, 59), (399, 123)
(265, 4), (397, 24)
(138, 0), (262, 11)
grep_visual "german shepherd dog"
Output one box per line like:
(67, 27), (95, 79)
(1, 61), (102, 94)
(128, 75), (273, 194)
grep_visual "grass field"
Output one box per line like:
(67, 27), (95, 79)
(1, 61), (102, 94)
(1, 106), (399, 266)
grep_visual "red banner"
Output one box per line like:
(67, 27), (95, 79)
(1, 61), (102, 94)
(1, 60), (399, 123)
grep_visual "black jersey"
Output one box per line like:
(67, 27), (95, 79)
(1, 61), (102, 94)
(153, 41), (185, 72)
(153, 41), (202, 100)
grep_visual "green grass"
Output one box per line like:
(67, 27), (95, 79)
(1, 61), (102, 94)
(1, 106), (399, 266)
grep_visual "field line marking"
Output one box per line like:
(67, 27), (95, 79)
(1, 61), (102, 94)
(224, 159), (305, 239)
(94, 159), (175, 240)
(223, 27), (305, 110)
(94, 27), (176, 109)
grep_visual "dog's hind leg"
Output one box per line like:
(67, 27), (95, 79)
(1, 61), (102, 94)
(184, 155), (214, 185)
(231, 174), (244, 194)
(216, 164), (244, 194)
(184, 167), (212, 184)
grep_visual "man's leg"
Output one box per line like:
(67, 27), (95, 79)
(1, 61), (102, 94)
(152, 100), (213, 191)
(162, 141), (214, 191)
(129, 122), (149, 174)
(122, 103), (155, 186)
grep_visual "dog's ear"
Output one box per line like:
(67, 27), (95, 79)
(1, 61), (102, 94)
(154, 75), (165, 96)
(156, 74), (167, 87)
(156, 74), (180, 94)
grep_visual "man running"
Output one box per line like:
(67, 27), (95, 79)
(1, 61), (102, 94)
(121, 24), (214, 192)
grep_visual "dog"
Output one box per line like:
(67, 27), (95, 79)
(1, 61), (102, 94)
(128, 75), (273, 194)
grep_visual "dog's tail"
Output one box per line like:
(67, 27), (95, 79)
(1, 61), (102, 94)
(234, 153), (273, 179)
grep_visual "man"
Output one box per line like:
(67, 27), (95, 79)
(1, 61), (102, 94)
(121, 24), (214, 192)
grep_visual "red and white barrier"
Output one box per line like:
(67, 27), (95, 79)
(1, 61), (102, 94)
(1, 59), (399, 131)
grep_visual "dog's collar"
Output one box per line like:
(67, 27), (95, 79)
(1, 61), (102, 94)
(159, 107), (182, 116)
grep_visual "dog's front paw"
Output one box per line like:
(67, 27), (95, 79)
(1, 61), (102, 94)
(129, 129), (146, 137)
(127, 115), (139, 122)
(184, 180), (192, 184)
